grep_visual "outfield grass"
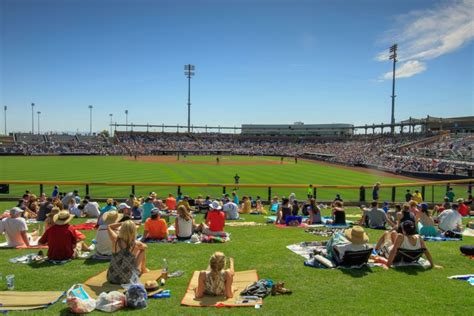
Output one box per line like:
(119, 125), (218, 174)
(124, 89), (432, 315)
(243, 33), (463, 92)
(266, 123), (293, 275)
(0, 156), (468, 202)
(0, 201), (472, 315)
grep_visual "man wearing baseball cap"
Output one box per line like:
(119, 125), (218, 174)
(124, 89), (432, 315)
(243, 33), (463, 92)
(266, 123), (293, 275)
(0, 207), (30, 248)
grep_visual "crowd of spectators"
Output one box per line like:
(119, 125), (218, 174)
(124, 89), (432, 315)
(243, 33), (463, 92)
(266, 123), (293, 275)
(0, 132), (472, 175)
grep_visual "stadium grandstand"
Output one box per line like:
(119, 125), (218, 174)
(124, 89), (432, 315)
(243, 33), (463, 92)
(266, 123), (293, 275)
(0, 117), (472, 179)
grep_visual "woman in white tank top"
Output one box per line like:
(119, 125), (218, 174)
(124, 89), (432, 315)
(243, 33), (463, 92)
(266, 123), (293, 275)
(175, 205), (195, 241)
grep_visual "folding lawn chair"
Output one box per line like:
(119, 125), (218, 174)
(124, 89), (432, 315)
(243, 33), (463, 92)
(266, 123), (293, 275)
(393, 248), (426, 264)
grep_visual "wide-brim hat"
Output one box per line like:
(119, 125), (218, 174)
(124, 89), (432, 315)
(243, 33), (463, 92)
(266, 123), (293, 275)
(210, 200), (222, 210)
(53, 210), (74, 225)
(344, 226), (368, 245)
(103, 211), (123, 225)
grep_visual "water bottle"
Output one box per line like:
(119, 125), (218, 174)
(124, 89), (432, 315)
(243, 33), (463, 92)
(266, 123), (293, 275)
(6, 275), (15, 290)
(162, 259), (168, 278)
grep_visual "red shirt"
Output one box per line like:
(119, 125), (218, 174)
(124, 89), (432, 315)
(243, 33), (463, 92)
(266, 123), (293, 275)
(39, 224), (78, 260)
(207, 210), (225, 232)
(166, 197), (177, 210)
(458, 204), (469, 217)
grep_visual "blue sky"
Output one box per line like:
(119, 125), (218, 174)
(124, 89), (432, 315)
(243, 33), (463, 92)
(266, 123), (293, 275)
(0, 0), (472, 134)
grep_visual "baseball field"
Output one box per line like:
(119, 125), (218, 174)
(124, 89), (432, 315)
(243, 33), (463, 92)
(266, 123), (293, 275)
(0, 155), (466, 202)
(0, 155), (472, 315)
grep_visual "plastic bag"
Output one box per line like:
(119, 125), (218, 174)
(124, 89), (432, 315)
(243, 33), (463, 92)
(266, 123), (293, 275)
(95, 291), (126, 312)
(66, 284), (96, 314)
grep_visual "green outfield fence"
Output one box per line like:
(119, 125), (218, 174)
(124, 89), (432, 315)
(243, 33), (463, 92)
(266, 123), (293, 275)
(0, 179), (472, 205)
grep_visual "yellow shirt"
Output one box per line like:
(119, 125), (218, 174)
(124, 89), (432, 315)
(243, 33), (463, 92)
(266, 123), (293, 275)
(240, 200), (251, 214)
(412, 193), (423, 203)
(177, 200), (191, 210)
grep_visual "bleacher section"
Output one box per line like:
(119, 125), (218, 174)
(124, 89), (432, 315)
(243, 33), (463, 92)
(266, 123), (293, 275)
(15, 133), (46, 144)
(48, 134), (78, 144)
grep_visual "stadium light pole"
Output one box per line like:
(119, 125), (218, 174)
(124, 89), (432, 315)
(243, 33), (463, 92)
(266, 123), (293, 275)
(184, 64), (195, 133)
(31, 103), (35, 134)
(125, 110), (128, 132)
(37, 111), (41, 134)
(109, 113), (113, 136)
(389, 44), (397, 134)
(88, 105), (93, 135)
(3, 106), (6, 135)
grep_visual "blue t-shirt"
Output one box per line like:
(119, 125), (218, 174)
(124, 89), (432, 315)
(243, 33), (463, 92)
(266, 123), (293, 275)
(142, 202), (154, 223)
(233, 195), (239, 205)
(100, 205), (116, 215)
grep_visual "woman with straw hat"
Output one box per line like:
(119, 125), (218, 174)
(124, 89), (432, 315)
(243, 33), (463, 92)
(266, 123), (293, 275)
(332, 226), (370, 261)
(95, 211), (123, 256)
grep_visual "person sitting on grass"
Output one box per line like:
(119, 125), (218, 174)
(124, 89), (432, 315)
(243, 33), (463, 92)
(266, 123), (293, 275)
(270, 196), (280, 213)
(201, 201), (226, 236)
(95, 211), (122, 256)
(165, 193), (177, 211)
(223, 198), (239, 220)
(177, 195), (192, 212)
(118, 203), (132, 221)
(386, 204), (401, 228)
(141, 197), (155, 223)
(396, 203), (415, 233)
(107, 220), (149, 284)
(433, 197), (451, 216)
(239, 196), (251, 214)
(39, 211), (91, 261)
(141, 209), (169, 241)
(175, 205), (195, 241)
(408, 200), (419, 215)
(332, 226), (370, 263)
(100, 198), (116, 215)
(361, 201), (386, 229)
(0, 207), (30, 248)
(195, 252), (234, 299)
(457, 198), (469, 217)
(254, 196), (266, 214)
(276, 197), (292, 224)
(67, 198), (82, 218)
(329, 201), (346, 225)
(374, 220), (439, 269)
(415, 203), (438, 237)
(437, 203), (462, 232)
(131, 199), (143, 220)
(44, 207), (61, 230)
(306, 198), (322, 224)
(83, 197), (100, 218)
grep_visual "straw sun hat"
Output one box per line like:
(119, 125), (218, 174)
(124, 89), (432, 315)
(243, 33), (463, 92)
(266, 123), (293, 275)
(344, 226), (368, 245)
(53, 210), (75, 225)
(103, 211), (123, 225)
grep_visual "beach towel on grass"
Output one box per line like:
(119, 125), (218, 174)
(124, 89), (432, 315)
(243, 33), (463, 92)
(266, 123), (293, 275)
(181, 270), (262, 307)
(448, 274), (474, 286)
(422, 236), (462, 242)
(226, 222), (265, 227)
(71, 222), (96, 231)
(0, 291), (64, 312)
(0, 240), (47, 249)
(143, 235), (177, 243)
(83, 269), (165, 298)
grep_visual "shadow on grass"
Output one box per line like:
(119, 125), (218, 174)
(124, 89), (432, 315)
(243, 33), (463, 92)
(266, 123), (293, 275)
(391, 266), (427, 275)
(339, 266), (374, 278)
(28, 261), (72, 269)
(84, 257), (110, 265)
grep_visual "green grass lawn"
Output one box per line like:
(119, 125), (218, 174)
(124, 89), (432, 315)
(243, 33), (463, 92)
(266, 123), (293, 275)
(0, 156), (469, 202)
(0, 201), (472, 315)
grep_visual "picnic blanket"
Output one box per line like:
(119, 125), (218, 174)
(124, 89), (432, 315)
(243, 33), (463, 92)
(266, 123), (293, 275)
(0, 291), (64, 312)
(275, 223), (308, 229)
(226, 221), (265, 227)
(305, 227), (346, 237)
(448, 274), (474, 286)
(462, 228), (474, 237)
(0, 240), (47, 249)
(181, 270), (262, 307)
(143, 235), (177, 243)
(9, 253), (45, 264)
(71, 222), (96, 231)
(286, 242), (327, 260)
(423, 236), (462, 242)
(83, 269), (165, 298)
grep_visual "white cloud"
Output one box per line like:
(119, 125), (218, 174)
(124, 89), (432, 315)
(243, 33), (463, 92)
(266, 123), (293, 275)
(382, 60), (427, 80)
(376, 0), (474, 80)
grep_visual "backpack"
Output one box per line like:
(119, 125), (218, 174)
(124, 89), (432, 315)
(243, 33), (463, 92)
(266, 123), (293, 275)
(126, 284), (148, 309)
(240, 279), (272, 298)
